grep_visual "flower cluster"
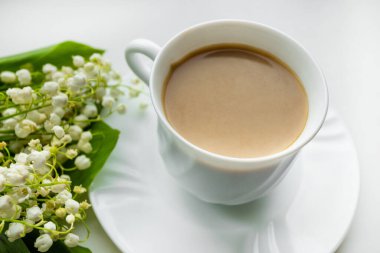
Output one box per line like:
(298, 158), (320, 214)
(0, 53), (144, 251)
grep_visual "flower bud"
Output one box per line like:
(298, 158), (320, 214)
(74, 185), (86, 194)
(66, 214), (75, 224)
(66, 149), (78, 159)
(0, 71), (16, 83)
(117, 104), (127, 114)
(55, 207), (66, 218)
(80, 200), (91, 210)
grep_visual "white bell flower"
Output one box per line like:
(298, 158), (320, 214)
(14, 119), (37, 138)
(56, 189), (72, 204)
(6, 163), (29, 186)
(0, 174), (5, 192)
(62, 66), (73, 74)
(37, 186), (50, 197)
(68, 125), (82, 141)
(84, 62), (95, 72)
(74, 155), (91, 170)
(74, 114), (89, 128)
(11, 186), (31, 203)
(53, 107), (65, 118)
(27, 150), (51, 171)
(67, 77), (80, 94)
(5, 222), (25, 242)
(57, 77), (66, 88)
(65, 199), (79, 214)
(64, 233), (80, 247)
(15, 119), (37, 138)
(43, 221), (56, 231)
(16, 69), (31, 86)
(34, 234), (53, 252)
(2, 118), (17, 130)
(14, 152), (28, 165)
(52, 71), (64, 81)
(49, 113), (61, 125)
(51, 177), (67, 193)
(80, 131), (92, 142)
(6, 87), (33, 104)
(60, 134), (72, 144)
(24, 219), (35, 233)
(60, 174), (70, 181)
(28, 139), (41, 149)
(41, 81), (59, 96)
(95, 87), (106, 99)
(2, 107), (17, 117)
(72, 55), (85, 67)
(0, 195), (15, 218)
(77, 140), (92, 154)
(82, 103), (98, 118)
(52, 125), (65, 139)
(27, 110), (46, 124)
(44, 120), (54, 133)
(73, 73), (86, 87)
(26, 206), (43, 222)
(42, 63), (57, 74)
(101, 96), (115, 109)
(52, 93), (68, 108)
(0, 71), (16, 83)
(90, 53), (103, 63)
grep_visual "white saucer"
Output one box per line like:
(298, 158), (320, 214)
(89, 97), (359, 253)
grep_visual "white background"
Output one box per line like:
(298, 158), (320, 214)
(0, 0), (379, 252)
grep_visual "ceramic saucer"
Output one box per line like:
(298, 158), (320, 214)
(89, 97), (359, 253)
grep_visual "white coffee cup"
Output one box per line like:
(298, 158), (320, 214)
(125, 20), (328, 205)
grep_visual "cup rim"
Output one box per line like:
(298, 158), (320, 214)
(150, 19), (329, 165)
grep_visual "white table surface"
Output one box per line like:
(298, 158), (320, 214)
(0, 0), (378, 252)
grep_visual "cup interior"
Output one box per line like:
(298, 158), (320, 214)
(150, 20), (328, 161)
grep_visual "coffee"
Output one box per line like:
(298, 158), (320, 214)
(163, 44), (308, 158)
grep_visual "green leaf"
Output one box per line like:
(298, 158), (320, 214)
(0, 233), (30, 253)
(0, 41), (104, 72)
(68, 120), (120, 188)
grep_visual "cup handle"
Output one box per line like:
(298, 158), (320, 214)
(125, 39), (161, 85)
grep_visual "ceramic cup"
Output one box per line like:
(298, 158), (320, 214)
(125, 20), (328, 205)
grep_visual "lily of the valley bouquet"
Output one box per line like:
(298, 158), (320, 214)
(0, 41), (143, 253)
